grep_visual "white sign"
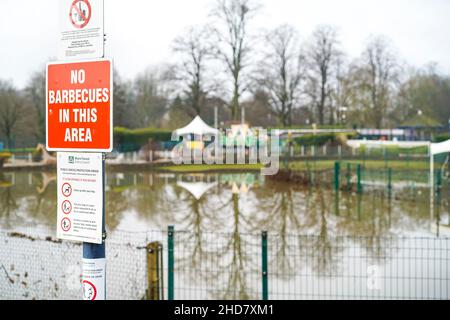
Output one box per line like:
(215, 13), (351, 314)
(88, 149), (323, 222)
(58, 0), (104, 60)
(82, 258), (106, 300)
(57, 152), (103, 244)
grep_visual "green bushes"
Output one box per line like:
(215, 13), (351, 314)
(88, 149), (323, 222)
(3, 148), (35, 153)
(358, 145), (429, 157)
(0, 152), (11, 168)
(114, 127), (172, 152)
(434, 134), (450, 143)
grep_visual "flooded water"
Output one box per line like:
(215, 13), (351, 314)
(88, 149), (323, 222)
(0, 170), (449, 300)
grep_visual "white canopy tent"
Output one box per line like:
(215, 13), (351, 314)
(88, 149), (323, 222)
(177, 181), (218, 200)
(430, 139), (450, 156)
(173, 116), (219, 137)
(429, 139), (449, 233)
(429, 139), (450, 185)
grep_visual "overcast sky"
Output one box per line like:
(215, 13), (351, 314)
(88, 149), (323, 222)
(1, 0), (450, 88)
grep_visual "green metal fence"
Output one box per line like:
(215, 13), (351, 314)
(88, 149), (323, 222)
(0, 226), (449, 300)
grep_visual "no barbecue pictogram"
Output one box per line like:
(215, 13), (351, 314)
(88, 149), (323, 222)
(82, 280), (97, 300)
(70, 0), (92, 29)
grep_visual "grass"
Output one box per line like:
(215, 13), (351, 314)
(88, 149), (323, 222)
(159, 163), (263, 173)
(159, 160), (432, 173)
(289, 159), (431, 171)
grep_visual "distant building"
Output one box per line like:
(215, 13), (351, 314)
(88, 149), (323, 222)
(397, 112), (444, 141)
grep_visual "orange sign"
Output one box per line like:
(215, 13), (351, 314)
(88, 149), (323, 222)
(46, 59), (113, 152)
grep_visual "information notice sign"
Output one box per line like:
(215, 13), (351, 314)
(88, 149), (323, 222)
(56, 152), (103, 244)
(58, 0), (105, 60)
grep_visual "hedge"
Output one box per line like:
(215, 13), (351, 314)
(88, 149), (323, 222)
(114, 127), (173, 152)
(2, 148), (35, 153)
(293, 133), (356, 146)
(358, 145), (429, 156)
(270, 125), (347, 130)
(434, 134), (450, 143)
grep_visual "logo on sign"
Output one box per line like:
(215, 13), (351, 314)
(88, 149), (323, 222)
(69, 156), (75, 164)
(70, 0), (92, 29)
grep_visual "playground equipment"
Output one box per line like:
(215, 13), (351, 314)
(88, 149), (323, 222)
(35, 144), (57, 165)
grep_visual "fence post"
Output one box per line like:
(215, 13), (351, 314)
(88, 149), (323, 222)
(334, 162), (340, 191)
(261, 231), (268, 300)
(168, 225), (174, 300)
(357, 164), (362, 194)
(146, 242), (163, 300)
(346, 163), (351, 191)
(436, 171), (442, 195)
(387, 168), (392, 191)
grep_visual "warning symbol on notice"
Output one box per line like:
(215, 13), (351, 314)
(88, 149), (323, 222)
(62, 200), (72, 214)
(82, 280), (97, 300)
(70, 0), (92, 29)
(61, 218), (72, 232)
(62, 183), (72, 197)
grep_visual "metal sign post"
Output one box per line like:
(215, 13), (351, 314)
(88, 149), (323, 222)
(50, 0), (110, 301)
(82, 153), (106, 300)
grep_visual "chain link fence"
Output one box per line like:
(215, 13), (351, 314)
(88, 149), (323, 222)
(1, 226), (449, 300)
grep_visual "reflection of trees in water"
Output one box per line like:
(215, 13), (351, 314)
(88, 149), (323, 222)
(252, 182), (301, 278)
(0, 187), (19, 228)
(172, 189), (220, 270)
(218, 194), (254, 300)
(251, 181), (342, 276)
(24, 174), (56, 225)
(336, 192), (397, 259)
(106, 188), (129, 231)
(0, 173), (57, 228)
(174, 191), (258, 300)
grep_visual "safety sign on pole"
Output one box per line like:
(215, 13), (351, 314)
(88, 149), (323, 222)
(82, 258), (106, 300)
(52, 0), (110, 301)
(56, 152), (103, 244)
(46, 59), (113, 153)
(58, 0), (105, 60)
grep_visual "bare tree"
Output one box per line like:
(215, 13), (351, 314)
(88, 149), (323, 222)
(113, 69), (139, 129)
(172, 26), (213, 118)
(24, 69), (46, 143)
(255, 25), (305, 127)
(355, 36), (399, 128)
(134, 66), (173, 128)
(211, 0), (260, 121)
(332, 56), (353, 125)
(0, 81), (25, 148)
(305, 25), (342, 125)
